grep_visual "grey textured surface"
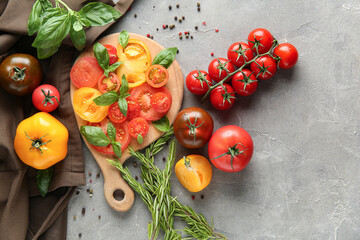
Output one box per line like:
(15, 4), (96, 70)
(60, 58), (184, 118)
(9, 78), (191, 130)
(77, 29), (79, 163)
(67, 0), (360, 239)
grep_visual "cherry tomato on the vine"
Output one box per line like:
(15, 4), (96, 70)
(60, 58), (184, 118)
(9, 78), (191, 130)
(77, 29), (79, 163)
(103, 44), (119, 66)
(250, 56), (277, 80)
(186, 70), (212, 95)
(248, 28), (274, 54)
(208, 58), (234, 83)
(173, 107), (214, 149)
(210, 84), (236, 110)
(231, 69), (258, 96)
(227, 42), (254, 68)
(273, 43), (298, 69)
(32, 84), (60, 112)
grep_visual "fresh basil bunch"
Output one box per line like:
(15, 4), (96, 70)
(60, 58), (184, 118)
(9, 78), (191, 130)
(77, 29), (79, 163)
(27, 0), (121, 59)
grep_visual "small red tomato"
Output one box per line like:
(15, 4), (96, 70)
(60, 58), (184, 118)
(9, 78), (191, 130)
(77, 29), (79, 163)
(128, 117), (149, 143)
(185, 70), (212, 95)
(248, 28), (274, 54)
(32, 84), (60, 112)
(151, 92), (172, 113)
(231, 69), (258, 96)
(210, 84), (236, 110)
(208, 58), (234, 83)
(273, 43), (298, 69)
(250, 56), (277, 80)
(227, 42), (254, 68)
(126, 96), (141, 120)
(98, 73), (120, 93)
(103, 44), (118, 66)
(108, 102), (127, 123)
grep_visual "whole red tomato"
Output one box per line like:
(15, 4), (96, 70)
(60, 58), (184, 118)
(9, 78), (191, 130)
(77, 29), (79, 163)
(32, 84), (60, 112)
(250, 56), (277, 80)
(186, 70), (212, 95)
(210, 84), (236, 110)
(208, 58), (234, 83)
(231, 69), (258, 96)
(273, 43), (298, 69)
(173, 107), (214, 148)
(0, 53), (42, 96)
(227, 42), (254, 67)
(208, 125), (253, 172)
(248, 28), (274, 54)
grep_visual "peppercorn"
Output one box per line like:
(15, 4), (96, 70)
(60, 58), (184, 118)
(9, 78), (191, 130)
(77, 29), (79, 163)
(169, 5), (172, 10)
(134, 162), (137, 167)
(197, 2), (200, 7)
(166, 24), (169, 28)
(177, 49), (179, 54)
(169, 24), (175, 29)
(134, 14), (137, 18)
(186, 35), (189, 39)
(197, 7), (201, 12)
(163, 157), (166, 162)
(195, 26), (198, 30)
(135, 176), (139, 180)
(191, 36), (193, 39)
(179, 19), (182, 23)
(76, 189), (80, 195)
(78, 233), (82, 238)
(174, 16), (178, 21)
(81, 208), (86, 215)
(179, 35), (183, 40)
(88, 172), (92, 177)
(176, 4), (179, 8)
(192, 195), (195, 200)
(182, 16), (185, 20)
(150, 36), (153, 39)
(96, 172), (100, 178)
(98, 215), (101, 220)
(201, 194), (204, 199)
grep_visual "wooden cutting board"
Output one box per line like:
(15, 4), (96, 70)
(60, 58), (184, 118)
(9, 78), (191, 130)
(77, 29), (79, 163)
(70, 33), (183, 212)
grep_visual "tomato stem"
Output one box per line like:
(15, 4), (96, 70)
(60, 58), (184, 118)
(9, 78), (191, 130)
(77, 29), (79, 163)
(185, 113), (204, 144)
(41, 89), (60, 106)
(211, 142), (248, 170)
(9, 66), (26, 81)
(25, 132), (52, 155)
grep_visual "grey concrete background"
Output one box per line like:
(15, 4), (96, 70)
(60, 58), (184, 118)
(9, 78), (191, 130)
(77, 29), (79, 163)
(67, 0), (360, 239)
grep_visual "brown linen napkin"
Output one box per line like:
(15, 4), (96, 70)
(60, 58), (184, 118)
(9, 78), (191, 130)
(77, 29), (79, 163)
(0, 1), (133, 239)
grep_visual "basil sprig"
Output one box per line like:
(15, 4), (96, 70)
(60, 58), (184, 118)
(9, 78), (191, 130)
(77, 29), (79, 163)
(36, 167), (53, 197)
(119, 30), (129, 49)
(80, 123), (122, 158)
(27, 0), (121, 59)
(152, 116), (170, 132)
(93, 43), (123, 77)
(93, 75), (130, 117)
(152, 47), (178, 68)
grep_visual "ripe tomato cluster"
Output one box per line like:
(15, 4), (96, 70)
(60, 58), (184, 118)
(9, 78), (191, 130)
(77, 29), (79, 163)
(186, 28), (299, 110)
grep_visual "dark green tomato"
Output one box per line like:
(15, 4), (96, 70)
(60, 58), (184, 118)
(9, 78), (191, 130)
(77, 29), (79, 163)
(173, 107), (214, 149)
(0, 53), (42, 96)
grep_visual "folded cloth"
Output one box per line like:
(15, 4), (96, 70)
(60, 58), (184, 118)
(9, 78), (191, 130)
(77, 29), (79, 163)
(0, 1), (133, 239)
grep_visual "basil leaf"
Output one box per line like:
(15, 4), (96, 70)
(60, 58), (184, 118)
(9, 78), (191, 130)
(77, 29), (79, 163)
(119, 74), (128, 96)
(28, 0), (42, 36)
(93, 43), (110, 75)
(73, 19), (83, 32)
(119, 30), (129, 48)
(39, 0), (53, 10)
(41, 8), (61, 24)
(37, 43), (61, 59)
(70, 27), (86, 51)
(80, 126), (110, 147)
(36, 167), (53, 197)
(93, 91), (119, 106)
(32, 12), (71, 49)
(137, 134), (144, 144)
(79, 2), (121, 26)
(152, 116), (170, 132)
(108, 61), (122, 72)
(152, 47), (178, 68)
(118, 97), (128, 117)
(107, 122), (116, 142)
(78, 14), (91, 27)
(112, 141), (122, 158)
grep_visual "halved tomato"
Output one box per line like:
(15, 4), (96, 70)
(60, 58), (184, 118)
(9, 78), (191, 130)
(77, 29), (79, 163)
(108, 102), (127, 123)
(98, 73), (120, 94)
(70, 57), (103, 88)
(72, 87), (109, 123)
(128, 117), (149, 139)
(116, 39), (151, 88)
(151, 92), (171, 113)
(146, 64), (169, 88)
(126, 96), (141, 120)
(130, 83), (172, 121)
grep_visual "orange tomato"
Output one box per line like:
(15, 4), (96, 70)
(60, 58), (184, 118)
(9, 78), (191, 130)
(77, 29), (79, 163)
(116, 39), (151, 88)
(72, 87), (109, 123)
(175, 154), (212, 192)
(146, 64), (169, 88)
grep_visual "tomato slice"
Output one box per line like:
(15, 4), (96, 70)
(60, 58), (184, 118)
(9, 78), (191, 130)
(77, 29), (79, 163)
(146, 64), (169, 88)
(103, 44), (119, 66)
(127, 96), (141, 120)
(128, 117), (149, 139)
(108, 102), (127, 123)
(88, 119), (130, 155)
(151, 92), (171, 113)
(70, 57), (103, 88)
(98, 73), (120, 93)
(130, 84), (172, 121)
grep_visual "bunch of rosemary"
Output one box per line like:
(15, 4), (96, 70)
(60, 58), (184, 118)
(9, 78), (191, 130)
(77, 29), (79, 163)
(108, 128), (227, 240)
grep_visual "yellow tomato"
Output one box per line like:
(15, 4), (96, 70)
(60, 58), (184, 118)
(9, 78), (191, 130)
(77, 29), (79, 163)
(14, 112), (69, 170)
(175, 155), (212, 192)
(116, 39), (151, 88)
(72, 87), (109, 123)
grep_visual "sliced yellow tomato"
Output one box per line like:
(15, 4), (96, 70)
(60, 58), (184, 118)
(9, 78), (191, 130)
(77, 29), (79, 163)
(116, 39), (151, 88)
(73, 87), (109, 123)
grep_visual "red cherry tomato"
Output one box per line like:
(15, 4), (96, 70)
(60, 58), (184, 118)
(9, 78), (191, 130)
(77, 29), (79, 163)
(103, 44), (119, 66)
(70, 57), (103, 88)
(231, 69), (258, 96)
(250, 56), (277, 80)
(32, 84), (60, 112)
(210, 84), (236, 110)
(208, 58), (234, 83)
(208, 125), (253, 172)
(97, 73), (120, 93)
(128, 117), (149, 140)
(108, 102), (127, 123)
(273, 43), (298, 69)
(185, 70), (212, 95)
(151, 92), (172, 113)
(126, 96), (141, 120)
(248, 28), (274, 54)
(227, 42), (254, 68)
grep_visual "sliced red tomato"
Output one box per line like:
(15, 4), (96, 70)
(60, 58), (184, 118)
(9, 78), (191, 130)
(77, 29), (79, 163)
(151, 92), (171, 113)
(128, 117), (149, 139)
(146, 64), (169, 88)
(88, 119), (130, 155)
(108, 102), (127, 123)
(103, 44), (119, 66)
(130, 83), (172, 121)
(98, 73), (120, 93)
(126, 96), (141, 120)
(70, 57), (103, 88)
